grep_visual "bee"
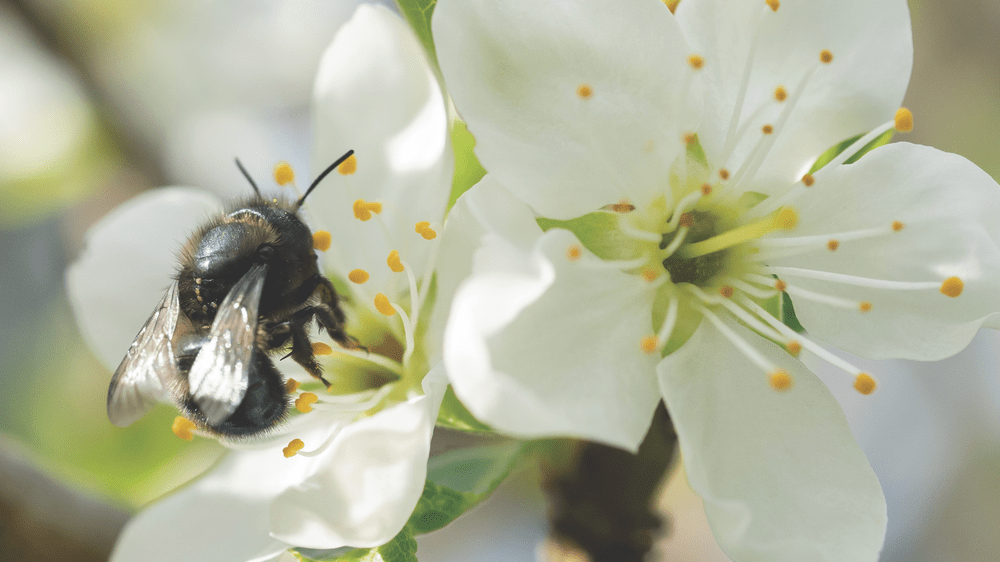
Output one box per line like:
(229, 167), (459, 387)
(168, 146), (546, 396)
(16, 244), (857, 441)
(107, 150), (355, 438)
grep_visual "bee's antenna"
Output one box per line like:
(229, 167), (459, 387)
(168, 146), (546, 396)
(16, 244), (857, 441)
(296, 149), (354, 210)
(234, 158), (262, 197)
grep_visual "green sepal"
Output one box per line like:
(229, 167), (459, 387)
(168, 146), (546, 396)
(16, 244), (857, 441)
(435, 386), (493, 432)
(780, 291), (805, 333)
(297, 526), (418, 562)
(808, 129), (894, 174)
(394, 0), (439, 69)
(537, 213), (644, 261)
(448, 120), (487, 211)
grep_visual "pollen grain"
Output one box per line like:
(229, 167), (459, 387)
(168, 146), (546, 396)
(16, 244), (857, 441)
(892, 220), (905, 232)
(640, 336), (659, 354)
(859, 301), (873, 312)
(312, 342), (333, 356)
(894, 107), (914, 132)
(295, 392), (319, 413)
(940, 276), (964, 297)
(348, 269), (370, 284)
(387, 250), (404, 272)
(274, 162), (295, 185)
(283, 439), (305, 458)
(285, 379), (301, 393)
(312, 230), (332, 251)
(768, 370), (793, 391)
(774, 86), (787, 102)
(374, 293), (396, 316)
(687, 54), (704, 69)
(786, 341), (802, 357)
(567, 245), (583, 261)
(827, 239), (839, 251)
(766, 0), (780, 11)
(854, 373), (877, 395)
(820, 50), (834, 63)
(171, 417), (196, 441)
(577, 83), (593, 99)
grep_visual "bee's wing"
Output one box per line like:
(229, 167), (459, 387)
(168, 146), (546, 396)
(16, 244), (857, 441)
(107, 281), (182, 427)
(187, 263), (268, 425)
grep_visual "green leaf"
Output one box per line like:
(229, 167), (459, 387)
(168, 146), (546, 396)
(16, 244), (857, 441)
(780, 291), (805, 333)
(427, 441), (523, 497)
(808, 129), (894, 174)
(299, 526), (418, 562)
(435, 386), (492, 432)
(448, 120), (487, 210)
(395, 0), (438, 68)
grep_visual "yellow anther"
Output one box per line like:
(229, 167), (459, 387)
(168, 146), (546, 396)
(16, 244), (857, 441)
(352, 199), (383, 221)
(820, 50), (834, 63)
(719, 285), (734, 298)
(415, 221), (437, 240)
(566, 245), (582, 261)
(374, 293), (396, 316)
(312, 342), (333, 356)
(827, 239), (839, 251)
(762, 124), (774, 135)
(608, 201), (635, 212)
(641, 269), (659, 282)
(338, 153), (357, 175)
(766, 0), (780, 11)
(775, 207), (798, 230)
(640, 336), (659, 354)
(859, 301), (873, 312)
(285, 378), (300, 393)
(348, 269), (370, 284)
(678, 212), (695, 228)
(687, 54), (704, 70)
(295, 392), (319, 413)
(940, 276), (964, 297)
(719, 168), (730, 180)
(774, 86), (787, 102)
(683, 132), (696, 145)
(172, 417), (196, 441)
(775, 279), (788, 292)
(786, 341), (802, 357)
(892, 220), (905, 232)
(769, 370), (793, 391)
(802, 174), (815, 186)
(577, 84), (593, 99)
(387, 250), (404, 272)
(700, 183), (712, 196)
(894, 107), (914, 132)
(274, 162), (295, 186)
(283, 439), (305, 458)
(313, 230), (332, 251)
(854, 373), (877, 395)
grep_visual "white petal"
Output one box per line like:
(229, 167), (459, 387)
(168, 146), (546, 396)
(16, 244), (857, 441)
(434, 0), (700, 219)
(66, 188), (222, 371)
(426, 177), (542, 365)
(309, 4), (451, 305)
(767, 143), (1000, 360)
(109, 415), (339, 562)
(444, 227), (660, 451)
(658, 318), (886, 562)
(676, 0), (912, 192)
(269, 367), (447, 549)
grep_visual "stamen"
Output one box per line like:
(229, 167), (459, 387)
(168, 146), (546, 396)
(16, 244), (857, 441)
(274, 162), (295, 186)
(390, 303), (417, 365)
(656, 295), (680, 344)
(338, 153), (358, 175)
(783, 282), (866, 310)
(295, 392), (319, 413)
(820, 50), (834, 64)
(664, 191), (705, 233)
(700, 183), (713, 196)
(661, 225), (690, 258)
(687, 54), (704, 70)
(757, 224), (900, 249)
(895, 107), (913, 132)
(414, 221), (437, 240)
(762, 124), (774, 135)
(353, 199), (382, 221)
(892, 221), (904, 231)
(285, 378), (300, 393)
(616, 214), (664, 243)
(802, 174), (815, 186)
(719, 4), (769, 162)
(719, 168), (730, 180)
(769, 370), (793, 391)
(313, 230), (332, 251)
(786, 341), (802, 356)
(698, 306), (780, 375)
(349, 269), (370, 284)
(312, 342), (333, 356)
(607, 201), (635, 212)
(640, 336), (659, 354)
(172, 417), (196, 441)
(818, 117), (898, 172)
(940, 277), (964, 297)
(328, 346), (404, 377)
(374, 293), (396, 316)
(577, 84), (593, 99)
(680, 208), (798, 259)
(726, 277), (778, 299)
(687, 285), (787, 342)
(387, 250), (404, 273)
(283, 439), (305, 458)
(854, 373), (877, 395)
(774, 86), (787, 101)
(766, 0), (780, 11)
(826, 240), (839, 251)
(314, 383), (397, 412)
(719, 285), (735, 298)
(768, 266), (958, 293)
(567, 245), (582, 261)
(859, 301), (873, 312)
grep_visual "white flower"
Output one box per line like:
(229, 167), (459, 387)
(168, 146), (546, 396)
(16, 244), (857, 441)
(432, 0), (1000, 560)
(67, 5), (458, 560)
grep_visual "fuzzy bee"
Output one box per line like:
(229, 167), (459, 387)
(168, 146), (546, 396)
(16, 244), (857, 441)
(107, 150), (355, 437)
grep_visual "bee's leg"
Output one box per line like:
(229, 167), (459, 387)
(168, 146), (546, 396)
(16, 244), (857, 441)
(269, 318), (330, 388)
(291, 274), (347, 326)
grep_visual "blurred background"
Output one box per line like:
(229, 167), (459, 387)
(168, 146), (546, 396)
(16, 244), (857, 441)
(0, 0), (997, 561)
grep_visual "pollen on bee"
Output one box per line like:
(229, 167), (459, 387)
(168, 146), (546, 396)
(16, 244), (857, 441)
(687, 54), (704, 70)
(312, 342), (333, 356)
(566, 245), (582, 261)
(312, 230), (332, 251)
(285, 378), (300, 393)
(719, 168), (730, 180)
(700, 183), (712, 196)
(338, 153), (358, 175)
(774, 279), (788, 292)
(892, 220), (905, 232)
(762, 124), (774, 135)
(786, 341), (802, 357)
(719, 285), (734, 298)
(768, 369), (793, 391)
(940, 276), (964, 297)
(801, 174), (815, 187)
(348, 269), (370, 284)
(576, 83), (593, 99)
(640, 336), (659, 354)
(415, 221), (437, 240)
(353, 199), (382, 221)
(374, 293), (396, 316)
(283, 439), (305, 458)
(295, 392), (319, 413)
(387, 250), (404, 272)
(859, 301), (873, 312)
(172, 417), (196, 441)
(894, 107), (914, 133)
(820, 50), (834, 64)
(775, 207), (798, 230)
(678, 212), (695, 228)
(273, 162), (295, 186)
(766, 0), (780, 11)
(854, 373), (877, 395)
(827, 239), (839, 251)
(774, 86), (787, 102)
